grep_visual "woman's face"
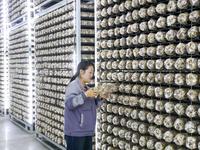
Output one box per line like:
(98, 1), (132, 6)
(80, 65), (94, 83)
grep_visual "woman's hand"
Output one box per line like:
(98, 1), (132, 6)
(100, 94), (109, 99)
(85, 88), (98, 98)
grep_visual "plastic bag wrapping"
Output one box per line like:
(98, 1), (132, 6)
(147, 73), (155, 83)
(106, 135), (113, 144)
(94, 83), (118, 95)
(139, 0), (147, 6)
(174, 133), (187, 146)
(186, 42), (198, 54)
(186, 105), (199, 118)
(146, 138), (156, 149)
(125, 72), (133, 82)
(132, 132), (141, 144)
(164, 73), (175, 85)
(188, 26), (199, 39)
(177, 28), (188, 40)
(139, 136), (150, 147)
(155, 141), (166, 150)
(156, 3), (167, 14)
(107, 94), (118, 103)
(166, 29), (177, 42)
(155, 87), (164, 98)
(148, 125), (156, 136)
(138, 110), (148, 121)
(177, 0), (189, 9)
(163, 130), (177, 143)
(139, 97), (148, 108)
(175, 73), (185, 85)
(164, 87), (174, 99)
(164, 144), (176, 150)
(155, 31), (166, 42)
(147, 6), (156, 16)
(140, 73), (148, 83)
(164, 116), (176, 128)
(120, 118), (127, 127)
(186, 136), (199, 149)
(139, 47), (147, 57)
(178, 12), (189, 24)
(139, 8), (148, 18)
(112, 137), (120, 147)
(155, 73), (165, 84)
(155, 100), (165, 111)
(186, 73), (199, 86)
(174, 118), (187, 131)
(148, 19), (157, 31)
(131, 120), (140, 131)
(138, 123), (148, 134)
(186, 57), (198, 70)
(167, 15), (177, 26)
(185, 121), (199, 134)
(154, 114), (167, 125)
(175, 43), (186, 55)
(155, 59), (164, 70)
(174, 88), (187, 100)
(165, 102), (175, 113)
(129, 96), (139, 106)
(118, 128), (127, 139)
(118, 106), (125, 116)
(132, 85), (142, 95)
(140, 22), (148, 31)
(154, 127), (165, 140)
(146, 99), (155, 110)
(147, 112), (156, 124)
(126, 119), (134, 129)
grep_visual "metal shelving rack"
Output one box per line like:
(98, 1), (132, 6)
(34, 0), (75, 149)
(95, 0), (200, 150)
(0, 0), (9, 116)
(8, 0), (35, 133)
(80, 2), (95, 62)
(34, 0), (95, 149)
(81, 1), (95, 87)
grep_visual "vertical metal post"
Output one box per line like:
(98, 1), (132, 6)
(94, 0), (97, 87)
(27, 0), (33, 124)
(75, 0), (81, 65)
(3, 0), (9, 116)
(94, 1), (98, 149)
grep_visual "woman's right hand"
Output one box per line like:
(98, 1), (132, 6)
(85, 88), (98, 98)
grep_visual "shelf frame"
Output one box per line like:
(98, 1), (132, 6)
(9, 114), (35, 133)
(35, 0), (73, 18)
(36, 131), (66, 150)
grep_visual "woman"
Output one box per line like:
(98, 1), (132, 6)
(64, 61), (108, 150)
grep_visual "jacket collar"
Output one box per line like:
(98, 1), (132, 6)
(75, 77), (90, 89)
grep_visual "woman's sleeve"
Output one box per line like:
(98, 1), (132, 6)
(65, 85), (87, 110)
(96, 96), (104, 108)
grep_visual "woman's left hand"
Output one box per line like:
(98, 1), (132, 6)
(100, 94), (109, 99)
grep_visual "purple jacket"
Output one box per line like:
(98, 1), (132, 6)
(64, 77), (103, 136)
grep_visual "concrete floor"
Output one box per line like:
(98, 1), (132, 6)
(0, 116), (48, 150)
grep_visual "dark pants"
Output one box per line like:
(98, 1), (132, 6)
(65, 135), (92, 150)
